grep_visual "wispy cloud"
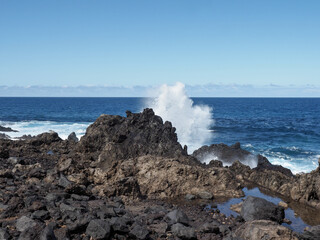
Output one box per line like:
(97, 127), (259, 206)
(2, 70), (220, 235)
(0, 84), (319, 97)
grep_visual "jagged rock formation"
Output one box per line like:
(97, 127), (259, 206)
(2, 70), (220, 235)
(256, 154), (293, 177)
(1, 108), (320, 239)
(69, 109), (243, 199)
(77, 109), (188, 170)
(230, 159), (320, 209)
(0, 129), (244, 239)
(66, 109), (320, 209)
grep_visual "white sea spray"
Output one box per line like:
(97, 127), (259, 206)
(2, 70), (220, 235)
(147, 82), (214, 153)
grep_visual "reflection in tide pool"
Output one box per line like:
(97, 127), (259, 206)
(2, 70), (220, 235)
(209, 187), (309, 233)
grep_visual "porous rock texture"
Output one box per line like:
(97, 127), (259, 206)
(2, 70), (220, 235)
(1, 108), (320, 239)
(58, 108), (320, 209)
(234, 220), (299, 240)
(193, 140), (320, 209)
(77, 108), (187, 166)
(240, 196), (285, 223)
(71, 108), (243, 200)
(229, 159), (320, 209)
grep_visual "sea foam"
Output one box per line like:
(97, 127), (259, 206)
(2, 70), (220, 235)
(0, 120), (89, 140)
(147, 82), (214, 153)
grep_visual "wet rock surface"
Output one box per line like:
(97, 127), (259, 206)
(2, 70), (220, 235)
(0, 109), (320, 239)
(0, 125), (18, 132)
(193, 142), (251, 163)
(240, 196), (285, 223)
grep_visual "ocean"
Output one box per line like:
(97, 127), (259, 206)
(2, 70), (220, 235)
(0, 97), (319, 174)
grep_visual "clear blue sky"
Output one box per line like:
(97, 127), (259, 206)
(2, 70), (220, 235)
(0, 1), (319, 96)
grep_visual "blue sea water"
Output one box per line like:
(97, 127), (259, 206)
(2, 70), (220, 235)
(0, 97), (319, 173)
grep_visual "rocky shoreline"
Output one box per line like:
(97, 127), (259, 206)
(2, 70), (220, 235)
(1, 108), (320, 239)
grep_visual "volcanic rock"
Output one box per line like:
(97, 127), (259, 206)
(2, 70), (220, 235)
(165, 209), (189, 226)
(194, 142), (294, 178)
(0, 229), (9, 240)
(16, 216), (38, 232)
(109, 216), (131, 233)
(129, 224), (149, 239)
(74, 109), (243, 200)
(193, 142), (257, 167)
(3, 107), (320, 239)
(77, 108), (187, 170)
(240, 196), (285, 223)
(0, 125), (18, 132)
(301, 225), (320, 240)
(0, 148), (9, 159)
(57, 158), (73, 172)
(58, 173), (72, 188)
(256, 154), (293, 177)
(67, 132), (78, 142)
(39, 224), (56, 240)
(230, 159), (320, 209)
(0, 133), (10, 139)
(86, 219), (111, 240)
(199, 220), (220, 234)
(234, 220), (298, 239)
(171, 223), (196, 240)
(89, 155), (243, 200)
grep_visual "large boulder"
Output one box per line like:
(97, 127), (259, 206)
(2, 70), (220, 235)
(77, 108), (187, 170)
(240, 196), (285, 223)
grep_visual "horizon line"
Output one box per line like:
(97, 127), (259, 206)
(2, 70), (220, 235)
(1, 96), (320, 98)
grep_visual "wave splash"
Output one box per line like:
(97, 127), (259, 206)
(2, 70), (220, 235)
(148, 82), (213, 153)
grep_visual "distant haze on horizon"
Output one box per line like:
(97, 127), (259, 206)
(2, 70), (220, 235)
(0, 1), (319, 97)
(0, 84), (319, 97)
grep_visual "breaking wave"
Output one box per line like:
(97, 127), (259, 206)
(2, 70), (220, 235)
(147, 82), (214, 153)
(0, 120), (89, 140)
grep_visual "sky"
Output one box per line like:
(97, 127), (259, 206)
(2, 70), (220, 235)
(0, 1), (319, 97)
